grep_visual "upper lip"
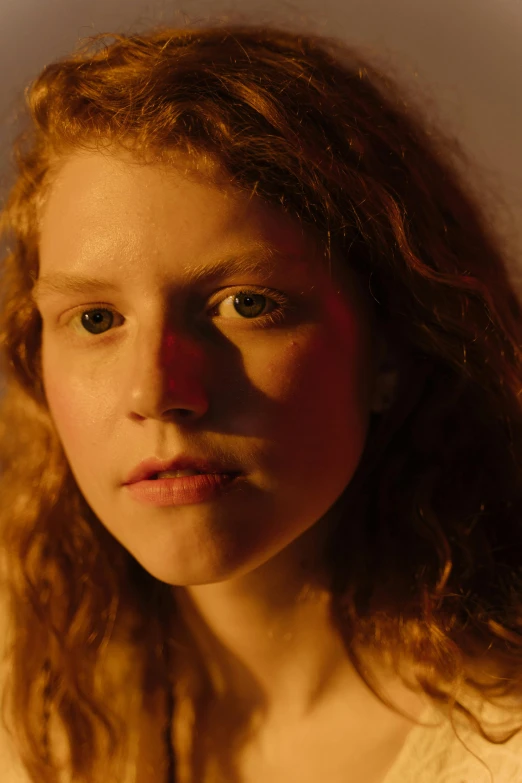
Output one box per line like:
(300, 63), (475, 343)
(123, 456), (239, 485)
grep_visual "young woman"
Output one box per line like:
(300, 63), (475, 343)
(1, 21), (522, 783)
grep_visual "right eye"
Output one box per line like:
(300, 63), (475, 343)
(68, 307), (124, 336)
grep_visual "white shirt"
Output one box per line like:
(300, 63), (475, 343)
(383, 697), (522, 783)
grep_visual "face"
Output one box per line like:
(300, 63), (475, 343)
(36, 149), (381, 586)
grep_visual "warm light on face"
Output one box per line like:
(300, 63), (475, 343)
(38, 149), (378, 586)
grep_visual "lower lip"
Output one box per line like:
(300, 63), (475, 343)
(124, 473), (240, 506)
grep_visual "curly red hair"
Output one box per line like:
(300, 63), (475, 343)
(1, 21), (522, 783)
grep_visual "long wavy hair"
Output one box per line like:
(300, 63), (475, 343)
(1, 20), (522, 783)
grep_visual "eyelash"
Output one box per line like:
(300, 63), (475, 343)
(63, 287), (292, 338)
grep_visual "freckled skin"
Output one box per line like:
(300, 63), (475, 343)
(38, 150), (379, 586)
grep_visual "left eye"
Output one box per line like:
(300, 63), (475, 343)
(214, 291), (275, 319)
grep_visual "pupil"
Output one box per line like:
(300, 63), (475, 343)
(234, 293), (265, 319)
(82, 309), (112, 334)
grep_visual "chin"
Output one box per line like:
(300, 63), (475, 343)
(137, 554), (246, 587)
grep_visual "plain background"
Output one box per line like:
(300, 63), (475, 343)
(1, 0), (521, 277)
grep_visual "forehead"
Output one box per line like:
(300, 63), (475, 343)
(37, 149), (367, 309)
(40, 151), (323, 272)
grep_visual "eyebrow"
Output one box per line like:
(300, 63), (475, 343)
(31, 244), (282, 303)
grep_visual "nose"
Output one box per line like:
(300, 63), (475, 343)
(127, 327), (210, 422)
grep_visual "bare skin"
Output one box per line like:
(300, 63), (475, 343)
(37, 148), (425, 782)
(170, 532), (428, 783)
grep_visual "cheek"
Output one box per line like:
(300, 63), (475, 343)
(42, 352), (113, 446)
(245, 330), (372, 514)
(254, 331), (370, 415)
(253, 325), (373, 463)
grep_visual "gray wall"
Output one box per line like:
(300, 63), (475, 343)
(1, 0), (521, 271)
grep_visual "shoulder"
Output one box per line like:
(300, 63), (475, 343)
(0, 723), (31, 783)
(0, 588), (143, 783)
(0, 594), (31, 782)
(384, 698), (522, 783)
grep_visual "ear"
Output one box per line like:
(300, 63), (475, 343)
(369, 333), (400, 413)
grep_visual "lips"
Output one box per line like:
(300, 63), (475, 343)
(124, 470), (241, 506)
(123, 456), (239, 485)
(151, 468), (203, 479)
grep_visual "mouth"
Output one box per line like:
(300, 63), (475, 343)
(124, 469), (242, 506)
(149, 469), (208, 480)
(124, 457), (240, 485)
(146, 470), (242, 483)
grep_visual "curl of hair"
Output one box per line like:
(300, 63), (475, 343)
(1, 20), (522, 783)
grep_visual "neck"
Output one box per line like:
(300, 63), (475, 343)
(174, 511), (382, 724)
